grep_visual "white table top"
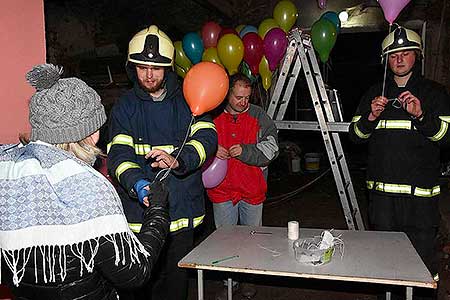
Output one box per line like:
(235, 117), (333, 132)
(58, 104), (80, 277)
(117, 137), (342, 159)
(179, 225), (436, 289)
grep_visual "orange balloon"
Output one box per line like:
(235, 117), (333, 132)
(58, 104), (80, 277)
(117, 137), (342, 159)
(183, 62), (229, 116)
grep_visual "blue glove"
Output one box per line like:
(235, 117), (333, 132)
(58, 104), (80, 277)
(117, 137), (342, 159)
(134, 179), (151, 204)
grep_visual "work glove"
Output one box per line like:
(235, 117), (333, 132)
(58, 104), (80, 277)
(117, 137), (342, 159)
(134, 179), (151, 204)
(147, 180), (169, 208)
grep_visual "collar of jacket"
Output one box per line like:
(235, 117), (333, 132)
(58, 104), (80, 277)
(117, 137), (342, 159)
(386, 63), (422, 90)
(223, 104), (251, 121)
(133, 71), (180, 101)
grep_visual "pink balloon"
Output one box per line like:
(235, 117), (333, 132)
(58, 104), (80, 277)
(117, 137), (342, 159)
(317, 0), (326, 9)
(263, 27), (288, 71)
(201, 157), (228, 189)
(378, 0), (411, 24)
(242, 32), (264, 75)
(201, 21), (222, 48)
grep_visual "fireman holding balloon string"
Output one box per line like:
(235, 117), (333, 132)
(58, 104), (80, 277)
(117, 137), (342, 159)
(107, 25), (227, 300)
(349, 25), (450, 287)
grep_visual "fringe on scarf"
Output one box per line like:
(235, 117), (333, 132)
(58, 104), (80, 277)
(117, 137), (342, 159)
(0, 231), (149, 287)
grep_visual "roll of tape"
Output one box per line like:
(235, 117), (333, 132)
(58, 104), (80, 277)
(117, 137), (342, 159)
(288, 221), (299, 240)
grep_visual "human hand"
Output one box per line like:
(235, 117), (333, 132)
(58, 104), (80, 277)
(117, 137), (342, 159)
(229, 144), (243, 157)
(369, 96), (388, 121)
(398, 91), (423, 119)
(145, 149), (179, 169)
(216, 145), (230, 159)
(134, 179), (151, 206)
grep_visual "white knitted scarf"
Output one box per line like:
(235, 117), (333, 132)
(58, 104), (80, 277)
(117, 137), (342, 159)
(0, 141), (148, 286)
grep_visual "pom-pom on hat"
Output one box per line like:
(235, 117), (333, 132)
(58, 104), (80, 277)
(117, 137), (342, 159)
(27, 64), (106, 144)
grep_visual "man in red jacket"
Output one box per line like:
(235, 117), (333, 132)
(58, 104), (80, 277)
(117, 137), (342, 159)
(207, 73), (279, 299)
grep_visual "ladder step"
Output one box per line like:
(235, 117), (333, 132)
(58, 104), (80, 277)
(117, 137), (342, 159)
(344, 181), (351, 189)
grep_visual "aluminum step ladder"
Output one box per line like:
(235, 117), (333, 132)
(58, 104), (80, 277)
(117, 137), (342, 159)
(267, 28), (364, 230)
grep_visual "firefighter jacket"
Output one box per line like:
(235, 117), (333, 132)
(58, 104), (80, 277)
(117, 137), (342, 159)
(349, 67), (450, 201)
(107, 71), (217, 234)
(207, 104), (279, 205)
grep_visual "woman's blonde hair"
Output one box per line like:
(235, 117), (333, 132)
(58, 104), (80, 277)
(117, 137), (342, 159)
(55, 138), (104, 164)
(19, 133), (104, 164)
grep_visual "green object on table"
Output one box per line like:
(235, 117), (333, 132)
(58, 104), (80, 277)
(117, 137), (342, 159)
(212, 255), (240, 265)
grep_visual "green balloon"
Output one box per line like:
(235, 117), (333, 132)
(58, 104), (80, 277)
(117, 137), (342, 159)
(240, 61), (257, 84)
(311, 19), (337, 63)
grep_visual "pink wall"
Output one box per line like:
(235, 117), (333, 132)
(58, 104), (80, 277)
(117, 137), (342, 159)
(0, 0), (46, 144)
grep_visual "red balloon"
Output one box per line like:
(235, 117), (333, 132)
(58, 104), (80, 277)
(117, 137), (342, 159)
(218, 28), (239, 40)
(242, 32), (264, 75)
(201, 21), (222, 48)
(183, 62), (229, 116)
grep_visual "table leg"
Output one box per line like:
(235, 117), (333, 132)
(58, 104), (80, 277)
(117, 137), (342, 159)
(197, 270), (203, 300)
(406, 287), (413, 300)
(228, 278), (233, 300)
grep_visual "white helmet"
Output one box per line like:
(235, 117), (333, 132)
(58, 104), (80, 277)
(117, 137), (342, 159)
(381, 26), (422, 57)
(127, 25), (174, 67)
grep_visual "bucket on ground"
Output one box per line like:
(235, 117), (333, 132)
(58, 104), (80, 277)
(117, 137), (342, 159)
(304, 153), (321, 172)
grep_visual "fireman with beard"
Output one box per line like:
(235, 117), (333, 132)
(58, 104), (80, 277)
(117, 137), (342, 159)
(107, 25), (217, 300)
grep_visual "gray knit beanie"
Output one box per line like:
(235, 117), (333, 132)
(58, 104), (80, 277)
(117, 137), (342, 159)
(27, 64), (107, 144)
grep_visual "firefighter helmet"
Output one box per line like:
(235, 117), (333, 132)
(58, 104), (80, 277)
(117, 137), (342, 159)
(128, 25), (174, 67)
(381, 26), (422, 57)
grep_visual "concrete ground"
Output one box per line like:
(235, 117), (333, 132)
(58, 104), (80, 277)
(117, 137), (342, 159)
(187, 159), (450, 300)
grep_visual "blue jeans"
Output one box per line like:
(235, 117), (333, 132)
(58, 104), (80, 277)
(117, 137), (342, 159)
(213, 200), (263, 228)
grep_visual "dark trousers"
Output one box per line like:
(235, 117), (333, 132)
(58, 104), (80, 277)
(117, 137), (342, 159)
(118, 229), (194, 300)
(150, 229), (194, 300)
(369, 193), (439, 300)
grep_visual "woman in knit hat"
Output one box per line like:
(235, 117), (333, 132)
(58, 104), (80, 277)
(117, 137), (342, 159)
(0, 64), (169, 300)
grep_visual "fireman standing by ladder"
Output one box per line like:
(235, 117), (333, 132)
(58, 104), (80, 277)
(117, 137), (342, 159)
(349, 25), (450, 289)
(107, 25), (217, 300)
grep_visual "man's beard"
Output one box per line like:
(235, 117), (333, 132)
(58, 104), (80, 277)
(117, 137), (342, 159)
(141, 79), (164, 94)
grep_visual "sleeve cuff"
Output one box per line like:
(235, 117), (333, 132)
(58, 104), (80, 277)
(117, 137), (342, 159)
(357, 111), (378, 133)
(172, 157), (187, 175)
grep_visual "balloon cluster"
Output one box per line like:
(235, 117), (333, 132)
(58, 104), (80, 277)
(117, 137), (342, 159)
(178, 0), (413, 118)
(175, 0), (298, 91)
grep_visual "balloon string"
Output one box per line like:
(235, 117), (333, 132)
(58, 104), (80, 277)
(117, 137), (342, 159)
(381, 23), (392, 98)
(158, 115), (195, 182)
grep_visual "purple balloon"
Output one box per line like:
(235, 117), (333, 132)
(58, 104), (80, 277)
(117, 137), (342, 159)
(202, 157), (228, 189)
(378, 0), (411, 24)
(317, 0), (327, 9)
(263, 27), (288, 71)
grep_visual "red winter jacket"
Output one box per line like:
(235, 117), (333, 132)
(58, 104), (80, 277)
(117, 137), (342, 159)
(207, 104), (278, 205)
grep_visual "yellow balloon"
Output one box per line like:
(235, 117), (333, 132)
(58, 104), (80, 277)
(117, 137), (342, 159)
(174, 41), (192, 71)
(273, 0), (298, 32)
(259, 56), (272, 91)
(202, 47), (223, 67)
(258, 18), (279, 39)
(235, 24), (245, 34)
(217, 34), (244, 75)
(174, 64), (189, 78)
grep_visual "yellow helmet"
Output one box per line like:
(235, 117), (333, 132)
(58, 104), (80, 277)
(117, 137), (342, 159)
(127, 25), (174, 67)
(381, 26), (422, 57)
